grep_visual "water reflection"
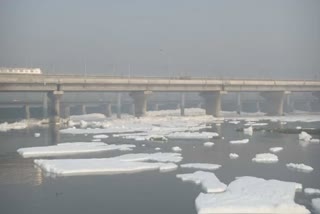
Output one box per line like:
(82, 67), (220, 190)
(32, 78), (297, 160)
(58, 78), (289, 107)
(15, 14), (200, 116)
(49, 123), (60, 145)
(0, 158), (43, 186)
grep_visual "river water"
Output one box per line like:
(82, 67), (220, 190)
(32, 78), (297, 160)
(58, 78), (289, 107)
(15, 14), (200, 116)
(0, 112), (320, 214)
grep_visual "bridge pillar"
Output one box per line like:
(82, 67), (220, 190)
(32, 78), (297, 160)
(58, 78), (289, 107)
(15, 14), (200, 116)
(260, 91), (285, 116)
(42, 93), (48, 119)
(236, 93), (242, 115)
(256, 100), (261, 112)
(117, 93), (122, 119)
(64, 105), (71, 118)
(130, 103), (135, 115)
(47, 91), (64, 124)
(105, 103), (112, 117)
(180, 93), (185, 116)
(130, 91), (152, 117)
(285, 94), (294, 113)
(24, 105), (31, 120)
(154, 104), (159, 111)
(81, 104), (87, 115)
(200, 91), (222, 117)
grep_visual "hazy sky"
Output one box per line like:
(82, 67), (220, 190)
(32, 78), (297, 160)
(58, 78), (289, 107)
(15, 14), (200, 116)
(0, 0), (319, 79)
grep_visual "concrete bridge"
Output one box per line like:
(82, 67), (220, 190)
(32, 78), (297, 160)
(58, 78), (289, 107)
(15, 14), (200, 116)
(1, 74), (320, 122)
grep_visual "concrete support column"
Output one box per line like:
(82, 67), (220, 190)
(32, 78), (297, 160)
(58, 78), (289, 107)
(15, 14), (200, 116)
(130, 103), (135, 115)
(130, 91), (152, 117)
(256, 101), (261, 112)
(154, 104), (159, 111)
(200, 91), (222, 117)
(81, 104), (87, 115)
(285, 94), (294, 113)
(260, 91), (285, 116)
(42, 93), (48, 119)
(24, 105), (31, 120)
(105, 103), (112, 117)
(236, 93), (242, 115)
(64, 106), (71, 118)
(180, 93), (185, 116)
(117, 93), (122, 119)
(47, 91), (64, 124)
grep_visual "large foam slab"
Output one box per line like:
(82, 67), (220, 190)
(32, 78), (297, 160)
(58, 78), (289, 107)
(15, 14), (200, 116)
(34, 152), (181, 176)
(17, 142), (135, 158)
(35, 158), (177, 176)
(196, 176), (308, 214)
(180, 163), (221, 171)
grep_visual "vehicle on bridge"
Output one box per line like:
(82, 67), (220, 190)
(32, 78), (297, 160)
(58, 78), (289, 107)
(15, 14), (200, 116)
(0, 68), (42, 75)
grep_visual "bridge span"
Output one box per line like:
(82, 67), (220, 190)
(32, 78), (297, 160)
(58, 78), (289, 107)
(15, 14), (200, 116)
(1, 74), (320, 122)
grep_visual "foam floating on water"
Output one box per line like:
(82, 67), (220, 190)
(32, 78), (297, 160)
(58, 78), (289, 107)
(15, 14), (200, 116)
(229, 153), (239, 159)
(176, 171), (227, 193)
(93, 134), (109, 139)
(229, 139), (249, 144)
(180, 163), (221, 171)
(243, 126), (253, 136)
(299, 131), (312, 142)
(312, 198), (320, 213)
(196, 176), (308, 214)
(34, 133), (41, 137)
(286, 163), (313, 173)
(167, 132), (219, 139)
(304, 188), (320, 196)
(172, 146), (182, 152)
(252, 153), (278, 163)
(269, 147), (283, 153)
(114, 152), (182, 163)
(17, 142), (135, 158)
(34, 158), (178, 176)
(203, 142), (214, 147)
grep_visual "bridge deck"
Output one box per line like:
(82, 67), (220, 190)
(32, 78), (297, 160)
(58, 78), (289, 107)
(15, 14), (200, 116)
(1, 74), (320, 92)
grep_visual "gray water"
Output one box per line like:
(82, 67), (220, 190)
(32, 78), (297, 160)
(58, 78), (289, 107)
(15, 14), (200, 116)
(0, 120), (320, 214)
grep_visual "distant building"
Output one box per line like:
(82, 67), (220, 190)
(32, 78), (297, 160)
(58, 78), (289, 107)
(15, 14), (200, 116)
(0, 68), (42, 75)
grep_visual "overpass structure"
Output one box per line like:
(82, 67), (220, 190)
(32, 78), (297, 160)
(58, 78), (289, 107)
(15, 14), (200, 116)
(1, 74), (320, 122)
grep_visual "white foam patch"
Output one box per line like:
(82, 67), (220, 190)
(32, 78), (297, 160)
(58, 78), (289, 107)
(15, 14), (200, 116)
(93, 134), (109, 139)
(310, 139), (320, 144)
(34, 158), (177, 176)
(92, 139), (101, 142)
(243, 126), (253, 136)
(17, 142), (135, 158)
(114, 152), (182, 163)
(286, 163), (313, 173)
(299, 131), (312, 142)
(252, 153), (278, 163)
(180, 163), (221, 171)
(154, 147), (161, 151)
(304, 188), (320, 196)
(229, 139), (249, 144)
(244, 122), (268, 126)
(34, 133), (40, 137)
(312, 198), (320, 213)
(229, 153), (239, 159)
(166, 132), (218, 139)
(203, 142), (214, 147)
(176, 171), (227, 193)
(172, 146), (182, 152)
(196, 176), (308, 214)
(228, 120), (240, 124)
(269, 147), (283, 153)
(0, 119), (44, 132)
